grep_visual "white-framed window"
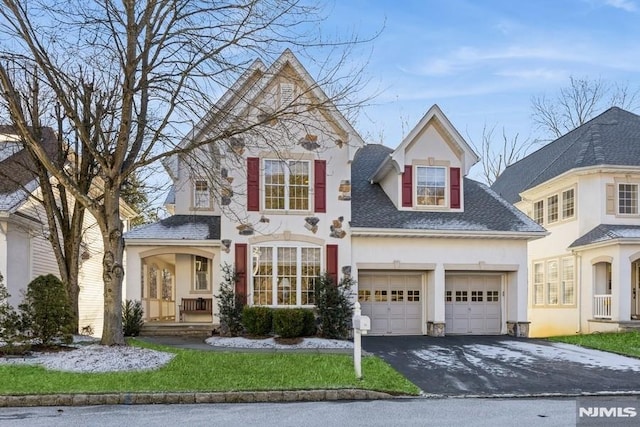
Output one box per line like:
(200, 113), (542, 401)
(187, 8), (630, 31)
(251, 245), (321, 306)
(532, 256), (577, 307)
(533, 262), (544, 306)
(416, 166), (446, 206)
(618, 183), (638, 215)
(547, 194), (558, 224)
(532, 186), (576, 225)
(546, 260), (559, 305)
(562, 189), (575, 219)
(193, 179), (211, 209)
(194, 256), (210, 291)
(561, 257), (575, 305)
(533, 200), (544, 225)
(263, 159), (310, 211)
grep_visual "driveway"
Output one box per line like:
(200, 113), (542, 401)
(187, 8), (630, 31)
(362, 335), (640, 396)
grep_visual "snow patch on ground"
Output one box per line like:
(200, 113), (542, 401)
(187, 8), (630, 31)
(206, 336), (353, 349)
(0, 336), (175, 373)
(502, 340), (640, 372)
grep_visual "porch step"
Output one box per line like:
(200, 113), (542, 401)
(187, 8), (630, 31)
(619, 321), (640, 331)
(139, 323), (215, 337)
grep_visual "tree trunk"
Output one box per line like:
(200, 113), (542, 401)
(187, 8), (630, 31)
(100, 185), (125, 346)
(67, 270), (80, 333)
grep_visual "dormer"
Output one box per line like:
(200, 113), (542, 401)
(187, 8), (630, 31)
(370, 105), (479, 211)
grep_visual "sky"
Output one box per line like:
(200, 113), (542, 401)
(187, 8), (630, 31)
(319, 0), (640, 178)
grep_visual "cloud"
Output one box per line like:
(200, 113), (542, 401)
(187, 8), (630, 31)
(495, 68), (568, 81)
(604, 0), (637, 11)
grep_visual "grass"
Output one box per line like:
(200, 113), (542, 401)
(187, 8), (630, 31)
(549, 331), (640, 358)
(0, 339), (420, 396)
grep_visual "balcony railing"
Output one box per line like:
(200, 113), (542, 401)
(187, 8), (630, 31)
(593, 294), (612, 319)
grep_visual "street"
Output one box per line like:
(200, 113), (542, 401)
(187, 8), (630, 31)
(0, 398), (577, 427)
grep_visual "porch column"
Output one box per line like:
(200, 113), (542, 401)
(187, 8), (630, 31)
(427, 264), (445, 336)
(125, 248), (142, 301)
(0, 222), (7, 289)
(612, 255), (631, 321)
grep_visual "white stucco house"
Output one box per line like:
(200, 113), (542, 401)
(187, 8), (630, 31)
(124, 51), (545, 336)
(0, 126), (135, 337)
(492, 107), (640, 337)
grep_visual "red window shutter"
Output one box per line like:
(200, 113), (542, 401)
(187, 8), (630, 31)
(314, 160), (326, 213)
(235, 243), (248, 303)
(247, 157), (260, 211)
(326, 244), (338, 285)
(402, 165), (413, 207)
(450, 167), (461, 209)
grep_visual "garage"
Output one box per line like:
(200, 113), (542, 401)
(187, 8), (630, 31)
(445, 274), (502, 335)
(358, 272), (423, 335)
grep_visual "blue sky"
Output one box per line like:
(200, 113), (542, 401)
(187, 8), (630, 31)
(321, 0), (640, 169)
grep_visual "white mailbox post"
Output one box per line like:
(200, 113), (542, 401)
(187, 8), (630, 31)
(352, 302), (371, 379)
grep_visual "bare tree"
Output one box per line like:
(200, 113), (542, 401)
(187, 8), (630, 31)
(469, 124), (536, 185)
(532, 76), (640, 139)
(0, 1), (372, 345)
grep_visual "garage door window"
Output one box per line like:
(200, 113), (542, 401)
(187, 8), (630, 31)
(487, 291), (499, 302)
(456, 291), (468, 302)
(471, 291), (483, 302)
(375, 290), (388, 302)
(391, 290), (404, 302)
(358, 289), (371, 302)
(408, 290), (420, 301)
(445, 291), (452, 302)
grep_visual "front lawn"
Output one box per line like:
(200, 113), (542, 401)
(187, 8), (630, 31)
(549, 331), (640, 358)
(0, 339), (420, 396)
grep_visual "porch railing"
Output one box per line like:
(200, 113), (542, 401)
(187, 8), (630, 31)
(593, 294), (612, 319)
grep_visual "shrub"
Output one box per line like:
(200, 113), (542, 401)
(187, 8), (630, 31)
(300, 308), (317, 336)
(314, 274), (354, 340)
(216, 263), (244, 336)
(242, 306), (273, 336)
(0, 272), (29, 354)
(19, 274), (74, 346)
(122, 300), (144, 337)
(273, 309), (306, 338)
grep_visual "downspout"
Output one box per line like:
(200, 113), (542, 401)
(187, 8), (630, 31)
(575, 251), (582, 334)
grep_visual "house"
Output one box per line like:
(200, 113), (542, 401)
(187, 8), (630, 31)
(124, 51), (545, 336)
(350, 105), (545, 336)
(0, 126), (135, 337)
(492, 107), (640, 337)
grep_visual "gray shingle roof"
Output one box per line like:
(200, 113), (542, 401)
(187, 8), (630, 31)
(124, 215), (221, 240)
(0, 126), (62, 212)
(351, 144), (545, 234)
(492, 107), (640, 204)
(569, 224), (640, 248)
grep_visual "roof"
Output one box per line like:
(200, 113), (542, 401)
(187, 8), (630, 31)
(351, 144), (545, 234)
(0, 126), (62, 212)
(569, 224), (640, 249)
(124, 215), (221, 241)
(492, 107), (640, 204)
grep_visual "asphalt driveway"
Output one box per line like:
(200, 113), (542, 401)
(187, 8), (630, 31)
(362, 335), (640, 397)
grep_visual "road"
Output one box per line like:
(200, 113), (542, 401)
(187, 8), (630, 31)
(0, 398), (580, 427)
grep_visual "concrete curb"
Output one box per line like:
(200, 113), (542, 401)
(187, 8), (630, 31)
(0, 389), (394, 407)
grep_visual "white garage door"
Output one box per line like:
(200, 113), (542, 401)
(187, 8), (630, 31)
(358, 273), (422, 335)
(445, 275), (502, 335)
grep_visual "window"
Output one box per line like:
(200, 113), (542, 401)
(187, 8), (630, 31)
(455, 290), (468, 302)
(547, 194), (558, 223)
(358, 290), (371, 302)
(619, 183), (638, 214)
(194, 256), (209, 291)
(408, 290), (420, 302)
(264, 160), (310, 211)
(391, 290), (404, 302)
(487, 291), (499, 302)
(148, 264), (158, 299)
(533, 262), (544, 305)
(193, 180), (210, 209)
(533, 187), (576, 225)
(561, 257), (575, 305)
(251, 245), (321, 306)
(546, 260), (558, 305)
(471, 291), (483, 302)
(533, 201), (544, 225)
(562, 189), (574, 219)
(416, 166), (446, 206)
